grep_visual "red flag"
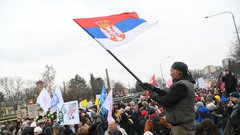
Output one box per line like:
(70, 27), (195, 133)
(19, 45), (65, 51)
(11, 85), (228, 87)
(150, 74), (158, 87)
(146, 74), (158, 98)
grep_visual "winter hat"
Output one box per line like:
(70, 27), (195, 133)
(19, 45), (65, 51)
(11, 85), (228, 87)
(230, 92), (240, 98)
(148, 108), (155, 115)
(124, 106), (131, 112)
(196, 101), (204, 108)
(34, 126), (42, 134)
(214, 95), (220, 102)
(171, 62), (188, 74)
(30, 122), (37, 127)
(141, 110), (149, 116)
(144, 131), (154, 135)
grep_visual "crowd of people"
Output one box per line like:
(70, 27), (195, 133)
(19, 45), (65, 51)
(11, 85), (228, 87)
(0, 62), (239, 135)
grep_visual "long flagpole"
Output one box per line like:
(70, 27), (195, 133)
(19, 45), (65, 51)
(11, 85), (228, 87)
(106, 49), (143, 85)
(97, 41), (144, 85)
(94, 40), (154, 95)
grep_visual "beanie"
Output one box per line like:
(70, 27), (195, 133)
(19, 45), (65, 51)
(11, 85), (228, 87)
(171, 62), (188, 74)
(230, 92), (240, 98)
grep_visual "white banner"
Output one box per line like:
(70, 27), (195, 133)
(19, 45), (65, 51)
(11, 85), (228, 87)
(198, 77), (208, 89)
(57, 101), (80, 125)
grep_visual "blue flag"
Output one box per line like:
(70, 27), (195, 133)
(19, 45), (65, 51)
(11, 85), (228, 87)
(100, 84), (106, 105)
(99, 84), (107, 116)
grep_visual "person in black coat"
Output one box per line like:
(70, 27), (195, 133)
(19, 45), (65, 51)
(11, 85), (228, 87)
(142, 62), (196, 135)
(222, 69), (237, 97)
(119, 113), (134, 135)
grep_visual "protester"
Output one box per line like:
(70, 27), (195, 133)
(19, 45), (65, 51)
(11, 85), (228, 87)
(119, 113), (134, 135)
(142, 61), (196, 135)
(195, 118), (219, 135)
(222, 68), (238, 97)
(195, 101), (211, 124)
(130, 104), (141, 135)
(206, 96), (217, 112)
(139, 110), (149, 135)
(228, 91), (240, 134)
(34, 126), (43, 135)
(104, 120), (127, 135)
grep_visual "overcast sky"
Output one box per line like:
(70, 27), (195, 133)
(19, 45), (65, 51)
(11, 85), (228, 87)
(0, 0), (239, 88)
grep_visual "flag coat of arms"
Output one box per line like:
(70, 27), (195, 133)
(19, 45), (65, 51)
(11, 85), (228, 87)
(74, 12), (157, 49)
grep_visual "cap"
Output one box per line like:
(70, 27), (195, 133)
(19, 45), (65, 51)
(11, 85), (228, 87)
(171, 62), (188, 74)
(230, 92), (240, 98)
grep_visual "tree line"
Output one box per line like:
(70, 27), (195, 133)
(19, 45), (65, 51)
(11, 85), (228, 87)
(0, 65), (143, 115)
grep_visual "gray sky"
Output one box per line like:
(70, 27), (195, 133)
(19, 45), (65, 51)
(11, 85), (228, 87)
(0, 0), (239, 87)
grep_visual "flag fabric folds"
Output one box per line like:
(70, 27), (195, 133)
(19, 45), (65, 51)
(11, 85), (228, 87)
(73, 12), (157, 49)
(37, 88), (51, 113)
(100, 84), (107, 105)
(102, 88), (114, 124)
(99, 84), (107, 116)
(50, 85), (64, 114)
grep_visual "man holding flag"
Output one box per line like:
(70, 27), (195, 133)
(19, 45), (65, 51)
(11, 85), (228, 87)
(143, 62), (196, 135)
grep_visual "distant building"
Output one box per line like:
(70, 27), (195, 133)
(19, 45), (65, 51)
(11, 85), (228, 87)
(203, 65), (217, 75)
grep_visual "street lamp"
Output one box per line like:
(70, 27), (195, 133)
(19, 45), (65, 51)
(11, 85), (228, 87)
(205, 11), (240, 45)
(160, 56), (170, 89)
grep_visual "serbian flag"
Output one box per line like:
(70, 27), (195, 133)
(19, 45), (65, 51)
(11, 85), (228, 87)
(146, 74), (158, 98)
(73, 12), (157, 49)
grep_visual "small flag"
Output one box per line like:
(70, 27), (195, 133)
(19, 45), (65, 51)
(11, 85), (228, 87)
(95, 98), (100, 106)
(146, 74), (158, 98)
(150, 74), (158, 87)
(102, 88), (114, 124)
(74, 12), (157, 49)
(80, 99), (88, 108)
(50, 85), (64, 114)
(37, 88), (51, 113)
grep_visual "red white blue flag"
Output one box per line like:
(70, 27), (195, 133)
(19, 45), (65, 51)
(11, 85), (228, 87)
(73, 12), (157, 49)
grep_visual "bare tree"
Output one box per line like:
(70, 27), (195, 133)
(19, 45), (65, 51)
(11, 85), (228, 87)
(113, 82), (126, 97)
(42, 65), (56, 94)
(0, 92), (5, 116)
(23, 80), (36, 102)
(0, 77), (24, 112)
